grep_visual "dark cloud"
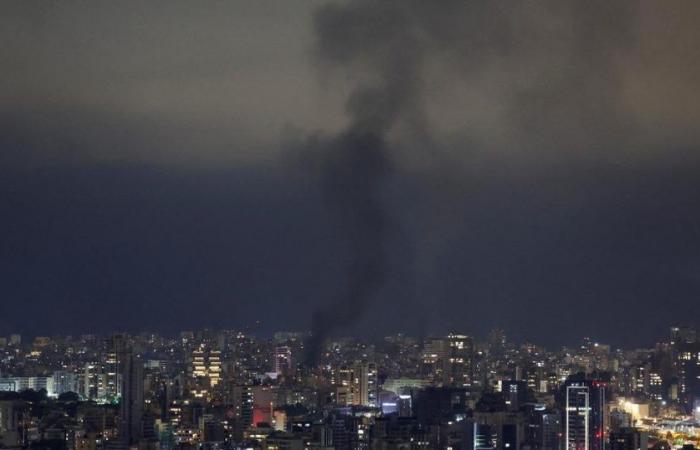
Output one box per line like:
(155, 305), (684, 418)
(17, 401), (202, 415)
(0, 0), (336, 166)
(298, 0), (700, 354)
(2, 1), (700, 344)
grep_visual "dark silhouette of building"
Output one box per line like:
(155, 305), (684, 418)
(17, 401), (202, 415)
(609, 428), (648, 450)
(413, 386), (469, 425)
(121, 347), (144, 446)
(676, 342), (700, 412)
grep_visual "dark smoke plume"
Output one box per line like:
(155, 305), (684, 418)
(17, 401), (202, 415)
(303, 2), (424, 366)
(303, 0), (642, 365)
(303, 129), (391, 366)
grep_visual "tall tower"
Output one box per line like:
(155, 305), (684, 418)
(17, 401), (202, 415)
(104, 334), (125, 401)
(190, 342), (222, 400)
(444, 334), (474, 388)
(566, 384), (589, 450)
(119, 346), (144, 447)
(357, 363), (378, 407)
(565, 378), (606, 450)
(672, 327), (700, 412)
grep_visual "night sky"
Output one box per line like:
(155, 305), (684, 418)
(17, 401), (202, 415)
(2, 1), (700, 347)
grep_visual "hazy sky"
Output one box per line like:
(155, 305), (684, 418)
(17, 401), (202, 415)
(2, 1), (700, 346)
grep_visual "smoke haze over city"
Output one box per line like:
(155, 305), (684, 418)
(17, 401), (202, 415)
(2, 1), (700, 348)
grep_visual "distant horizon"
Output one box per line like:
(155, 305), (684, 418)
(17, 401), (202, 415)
(3, 323), (690, 351)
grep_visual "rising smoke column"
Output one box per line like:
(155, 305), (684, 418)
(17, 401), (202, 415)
(303, 0), (642, 365)
(303, 2), (425, 366)
(303, 129), (391, 366)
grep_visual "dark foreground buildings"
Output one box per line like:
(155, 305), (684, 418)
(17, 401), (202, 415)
(0, 326), (699, 450)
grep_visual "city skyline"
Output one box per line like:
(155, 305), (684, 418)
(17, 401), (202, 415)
(4, 2), (700, 449)
(0, 324), (696, 355)
(1, 325), (699, 449)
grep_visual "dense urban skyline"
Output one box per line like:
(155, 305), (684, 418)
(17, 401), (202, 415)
(4, 4), (700, 449)
(1, 326), (700, 449)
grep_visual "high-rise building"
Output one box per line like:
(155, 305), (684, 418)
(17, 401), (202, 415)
(329, 363), (378, 407)
(333, 365), (357, 406)
(0, 400), (22, 448)
(503, 380), (528, 411)
(422, 337), (448, 382)
(489, 329), (507, 360)
(565, 377), (606, 450)
(104, 334), (125, 401)
(119, 346), (144, 447)
(190, 343), (222, 400)
(422, 334), (474, 388)
(51, 371), (77, 397)
(81, 362), (108, 400)
(474, 423), (497, 450)
(444, 334), (474, 388)
(274, 345), (293, 376)
(566, 384), (589, 450)
(542, 412), (563, 450)
(472, 414), (525, 450)
(231, 385), (254, 440)
(358, 362), (378, 407)
(672, 326), (700, 412)
(414, 386), (469, 425)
